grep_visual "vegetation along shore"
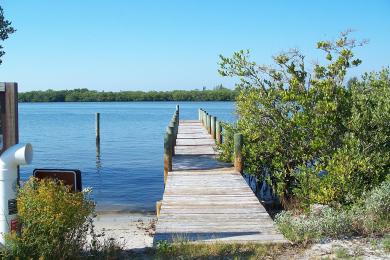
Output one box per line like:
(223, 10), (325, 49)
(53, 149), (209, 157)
(18, 87), (237, 102)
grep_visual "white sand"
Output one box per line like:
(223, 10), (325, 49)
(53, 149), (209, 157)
(93, 213), (156, 250)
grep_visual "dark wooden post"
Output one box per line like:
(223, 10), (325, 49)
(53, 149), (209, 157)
(170, 118), (177, 147)
(0, 83), (19, 153)
(167, 123), (175, 156)
(163, 131), (173, 184)
(211, 116), (216, 139)
(234, 133), (243, 173)
(0, 83), (19, 182)
(216, 120), (222, 144)
(95, 113), (100, 143)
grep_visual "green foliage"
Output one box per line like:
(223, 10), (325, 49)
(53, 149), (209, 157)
(216, 122), (236, 162)
(382, 234), (390, 253)
(19, 87), (237, 102)
(275, 179), (390, 244)
(3, 178), (95, 259)
(218, 31), (389, 206)
(0, 6), (15, 65)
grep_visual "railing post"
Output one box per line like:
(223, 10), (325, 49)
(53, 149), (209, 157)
(216, 120), (222, 144)
(172, 114), (178, 145)
(175, 105), (179, 121)
(156, 200), (162, 217)
(234, 133), (243, 173)
(168, 123), (175, 155)
(203, 111), (206, 126)
(211, 116), (216, 139)
(163, 131), (173, 184)
(198, 109), (202, 121)
(207, 114), (211, 134)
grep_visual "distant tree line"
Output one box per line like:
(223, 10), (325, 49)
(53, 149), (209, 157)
(18, 86), (237, 102)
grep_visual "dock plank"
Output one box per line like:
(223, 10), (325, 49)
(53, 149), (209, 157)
(154, 119), (287, 244)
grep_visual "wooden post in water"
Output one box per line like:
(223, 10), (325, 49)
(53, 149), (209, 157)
(163, 131), (173, 184)
(211, 116), (216, 139)
(95, 113), (100, 143)
(216, 120), (222, 144)
(234, 133), (243, 173)
(207, 114), (211, 134)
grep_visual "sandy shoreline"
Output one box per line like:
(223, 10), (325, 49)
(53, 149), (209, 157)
(93, 212), (157, 250)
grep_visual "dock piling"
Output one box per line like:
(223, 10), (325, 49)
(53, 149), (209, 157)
(234, 133), (244, 173)
(211, 116), (216, 139)
(163, 131), (173, 183)
(167, 124), (175, 155)
(216, 120), (222, 144)
(156, 200), (162, 217)
(207, 114), (211, 134)
(96, 113), (100, 143)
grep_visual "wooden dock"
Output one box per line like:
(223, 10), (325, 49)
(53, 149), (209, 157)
(154, 119), (287, 243)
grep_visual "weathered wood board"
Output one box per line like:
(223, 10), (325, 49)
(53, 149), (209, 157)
(154, 120), (287, 244)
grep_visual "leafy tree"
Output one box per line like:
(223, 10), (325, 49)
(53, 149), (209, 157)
(218, 31), (389, 207)
(0, 6), (15, 65)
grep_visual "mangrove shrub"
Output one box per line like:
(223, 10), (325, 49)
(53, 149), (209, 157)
(218, 31), (390, 207)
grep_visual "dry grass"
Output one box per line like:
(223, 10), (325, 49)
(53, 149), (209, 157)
(128, 241), (300, 260)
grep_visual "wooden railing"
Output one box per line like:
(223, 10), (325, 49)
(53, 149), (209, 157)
(198, 108), (243, 173)
(163, 105), (179, 184)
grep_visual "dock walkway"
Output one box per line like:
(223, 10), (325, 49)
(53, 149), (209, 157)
(154, 119), (287, 243)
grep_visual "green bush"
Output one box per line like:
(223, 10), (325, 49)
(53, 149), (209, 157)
(218, 31), (390, 207)
(2, 178), (95, 259)
(275, 179), (390, 244)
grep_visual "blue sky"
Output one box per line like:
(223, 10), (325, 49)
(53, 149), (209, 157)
(1, 0), (389, 92)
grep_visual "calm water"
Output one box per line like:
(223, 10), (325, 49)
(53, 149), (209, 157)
(18, 102), (235, 212)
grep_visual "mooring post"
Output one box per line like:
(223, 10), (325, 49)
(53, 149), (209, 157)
(176, 105), (180, 121)
(211, 116), (216, 139)
(156, 200), (162, 217)
(198, 109), (202, 121)
(96, 113), (100, 143)
(170, 117), (177, 147)
(207, 114), (211, 134)
(168, 123), (175, 155)
(216, 120), (222, 144)
(163, 131), (173, 184)
(202, 111), (206, 126)
(234, 133), (244, 173)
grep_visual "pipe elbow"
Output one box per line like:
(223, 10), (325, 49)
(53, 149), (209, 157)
(0, 143), (33, 167)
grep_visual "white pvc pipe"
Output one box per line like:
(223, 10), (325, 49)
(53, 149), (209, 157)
(0, 143), (33, 245)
